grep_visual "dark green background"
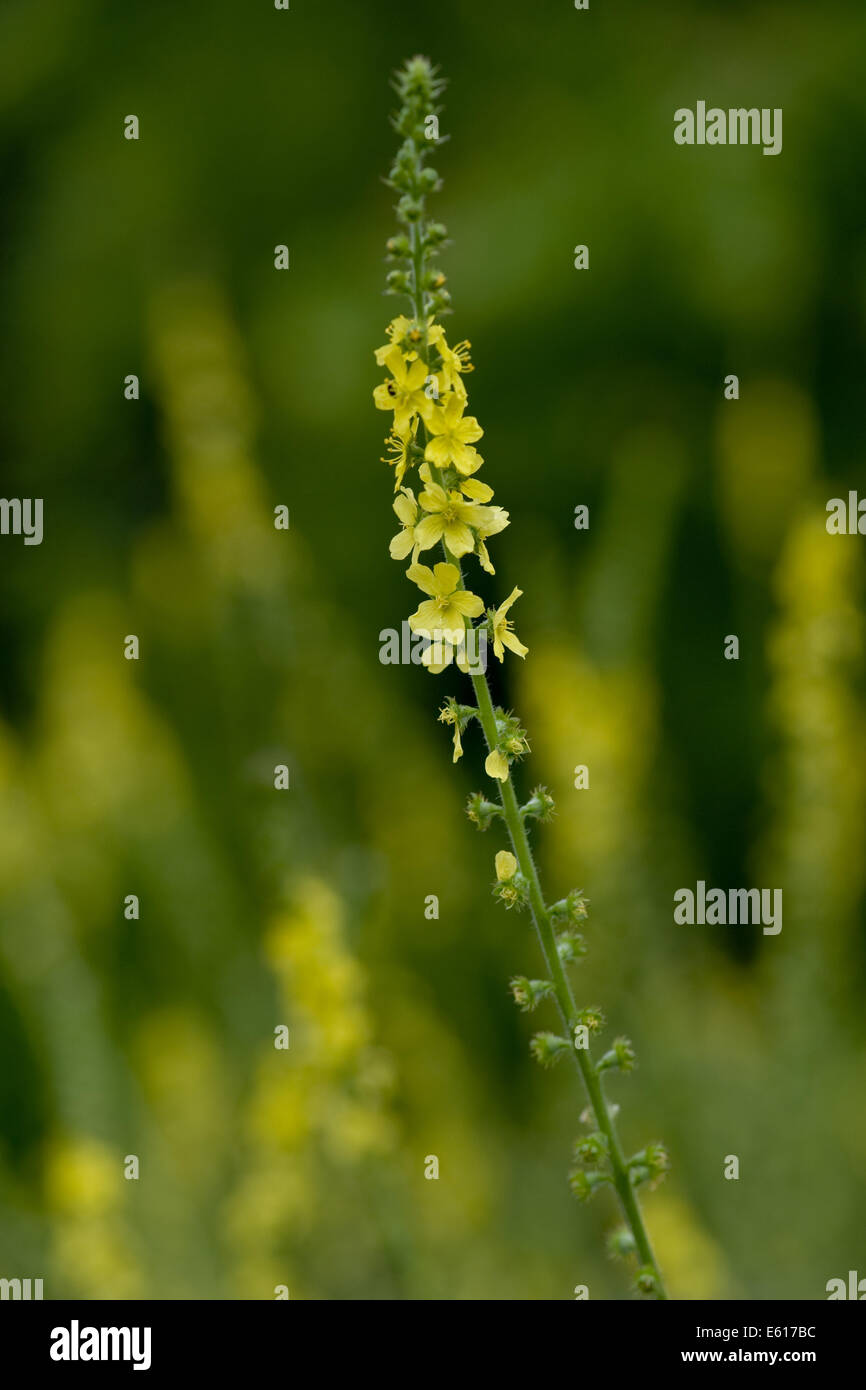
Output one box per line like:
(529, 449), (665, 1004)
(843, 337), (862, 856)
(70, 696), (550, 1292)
(0, 0), (864, 1298)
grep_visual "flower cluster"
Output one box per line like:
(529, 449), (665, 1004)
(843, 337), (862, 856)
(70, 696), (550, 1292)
(374, 60), (526, 697)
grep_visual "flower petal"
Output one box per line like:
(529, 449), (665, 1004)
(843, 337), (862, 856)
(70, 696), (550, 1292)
(430, 562), (460, 596)
(389, 529), (415, 560)
(406, 563), (437, 596)
(485, 749), (510, 781)
(451, 589), (484, 618)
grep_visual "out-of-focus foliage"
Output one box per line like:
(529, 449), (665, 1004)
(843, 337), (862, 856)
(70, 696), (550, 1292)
(0, 0), (864, 1299)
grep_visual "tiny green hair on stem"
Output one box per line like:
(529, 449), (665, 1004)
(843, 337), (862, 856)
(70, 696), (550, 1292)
(372, 54), (668, 1299)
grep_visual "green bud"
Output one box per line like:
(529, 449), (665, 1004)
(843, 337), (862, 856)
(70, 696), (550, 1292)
(509, 977), (554, 1013)
(396, 194), (424, 224)
(606, 1227), (637, 1261)
(572, 1131), (609, 1166)
(597, 1036), (636, 1073)
(428, 288), (452, 314)
(575, 1005), (605, 1034)
(550, 887), (589, 926)
(386, 269), (411, 294)
(465, 791), (502, 831)
(568, 1168), (611, 1203)
(628, 1142), (670, 1188)
(494, 709), (530, 759)
(529, 1032), (571, 1068)
(634, 1265), (660, 1296)
(423, 221), (449, 249)
(520, 786), (556, 822)
(556, 931), (587, 965)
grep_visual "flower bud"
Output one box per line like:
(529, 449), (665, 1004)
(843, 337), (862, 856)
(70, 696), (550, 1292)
(634, 1266), (659, 1296)
(556, 931), (587, 965)
(568, 1168), (611, 1203)
(396, 194), (424, 224)
(529, 1032), (571, 1068)
(628, 1142), (670, 1188)
(520, 786), (556, 822)
(550, 887), (589, 926)
(465, 792), (502, 831)
(509, 977), (554, 1013)
(597, 1036), (636, 1073)
(423, 221), (449, 249)
(572, 1131), (609, 1166)
(606, 1227), (637, 1261)
(575, 1005), (605, 1034)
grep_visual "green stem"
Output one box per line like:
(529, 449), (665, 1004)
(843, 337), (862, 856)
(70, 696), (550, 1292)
(405, 180), (666, 1300)
(470, 670), (667, 1297)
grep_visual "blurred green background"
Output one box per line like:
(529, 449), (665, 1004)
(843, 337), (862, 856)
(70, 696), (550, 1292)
(1, 0), (865, 1299)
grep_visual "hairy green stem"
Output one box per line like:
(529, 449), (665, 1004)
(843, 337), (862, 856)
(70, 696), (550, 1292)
(469, 669), (666, 1296)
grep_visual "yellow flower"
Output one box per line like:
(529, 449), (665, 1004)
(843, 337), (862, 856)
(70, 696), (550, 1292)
(485, 749), (510, 781)
(374, 344), (435, 435)
(421, 637), (473, 676)
(424, 393), (484, 473)
(381, 426), (415, 491)
(438, 702), (466, 761)
(415, 481), (489, 558)
(375, 315), (439, 364)
(406, 561), (483, 644)
(495, 850), (518, 881)
(389, 488), (420, 562)
(474, 505), (511, 574)
(491, 587), (528, 660)
(437, 336), (473, 396)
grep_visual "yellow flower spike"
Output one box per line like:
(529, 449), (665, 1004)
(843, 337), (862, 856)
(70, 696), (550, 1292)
(406, 561), (484, 643)
(372, 55), (669, 1301)
(424, 392), (484, 472)
(485, 748), (510, 781)
(491, 586), (528, 662)
(389, 488), (421, 562)
(414, 481), (490, 559)
(373, 343), (435, 436)
(495, 850), (518, 882)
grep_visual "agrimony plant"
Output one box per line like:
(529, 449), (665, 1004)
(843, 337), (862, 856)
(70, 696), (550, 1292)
(373, 55), (669, 1299)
